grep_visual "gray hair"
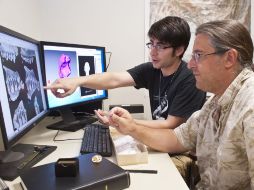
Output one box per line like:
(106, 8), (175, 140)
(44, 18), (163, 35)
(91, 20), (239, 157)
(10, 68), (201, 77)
(196, 20), (253, 68)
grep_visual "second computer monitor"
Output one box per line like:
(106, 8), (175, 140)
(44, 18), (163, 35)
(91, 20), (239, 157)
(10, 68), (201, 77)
(41, 41), (108, 131)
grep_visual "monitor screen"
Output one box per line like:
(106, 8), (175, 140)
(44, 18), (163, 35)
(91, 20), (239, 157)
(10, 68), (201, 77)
(0, 26), (48, 151)
(41, 41), (108, 131)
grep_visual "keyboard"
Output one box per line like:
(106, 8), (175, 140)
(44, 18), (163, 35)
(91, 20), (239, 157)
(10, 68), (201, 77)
(80, 124), (112, 157)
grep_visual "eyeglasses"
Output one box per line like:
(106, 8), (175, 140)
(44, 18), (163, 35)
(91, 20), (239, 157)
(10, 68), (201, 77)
(191, 49), (229, 63)
(146, 42), (172, 51)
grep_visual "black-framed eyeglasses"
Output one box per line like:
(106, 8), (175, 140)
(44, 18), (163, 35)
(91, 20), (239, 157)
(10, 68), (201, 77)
(191, 49), (230, 63)
(146, 42), (172, 51)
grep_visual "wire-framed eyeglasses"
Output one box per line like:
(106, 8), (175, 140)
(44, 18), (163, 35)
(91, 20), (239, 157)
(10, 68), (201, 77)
(191, 49), (229, 63)
(146, 42), (172, 51)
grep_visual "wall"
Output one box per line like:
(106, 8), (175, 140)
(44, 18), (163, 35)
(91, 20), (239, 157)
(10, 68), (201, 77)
(0, 0), (41, 39)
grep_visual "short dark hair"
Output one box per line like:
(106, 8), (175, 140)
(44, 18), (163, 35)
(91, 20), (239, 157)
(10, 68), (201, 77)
(148, 16), (191, 58)
(196, 20), (253, 68)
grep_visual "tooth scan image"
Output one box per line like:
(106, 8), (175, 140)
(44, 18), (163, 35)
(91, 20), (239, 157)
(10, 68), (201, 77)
(58, 54), (71, 78)
(84, 62), (90, 76)
(43, 50), (77, 86)
(2, 65), (24, 101)
(0, 42), (45, 132)
(20, 47), (35, 64)
(78, 56), (96, 96)
(13, 100), (27, 131)
(24, 66), (40, 100)
(0, 42), (18, 62)
(34, 96), (40, 115)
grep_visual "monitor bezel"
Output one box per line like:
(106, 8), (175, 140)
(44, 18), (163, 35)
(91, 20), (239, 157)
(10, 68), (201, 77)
(0, 25), (49, 150)
(40, 41), (108, 111)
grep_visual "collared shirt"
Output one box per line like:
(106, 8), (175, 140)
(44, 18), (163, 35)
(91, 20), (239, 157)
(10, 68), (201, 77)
(174, 68), (254, 190)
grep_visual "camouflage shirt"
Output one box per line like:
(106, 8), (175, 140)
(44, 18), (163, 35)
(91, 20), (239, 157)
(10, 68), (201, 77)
(174, 68), (254, 190)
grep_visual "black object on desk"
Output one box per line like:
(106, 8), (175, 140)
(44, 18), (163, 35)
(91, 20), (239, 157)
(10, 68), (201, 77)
(21, 153), (130, 190)
(0, 143), (57, 181)
(55, 157), (79, 177)
(126, 169), (158, 174)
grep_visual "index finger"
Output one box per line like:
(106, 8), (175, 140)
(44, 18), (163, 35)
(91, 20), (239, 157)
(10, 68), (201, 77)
(94, 110), (110, 125)
(94, 109), (108, 119)
(43, 83), (62, 90)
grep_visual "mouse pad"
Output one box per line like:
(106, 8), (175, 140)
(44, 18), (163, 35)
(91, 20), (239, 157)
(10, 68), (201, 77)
(0, 143), (56, 181)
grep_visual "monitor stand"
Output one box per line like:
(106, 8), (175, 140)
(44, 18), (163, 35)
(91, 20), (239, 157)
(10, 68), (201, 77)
(46, 108), (98, 132)
(0, 143), (57, 181)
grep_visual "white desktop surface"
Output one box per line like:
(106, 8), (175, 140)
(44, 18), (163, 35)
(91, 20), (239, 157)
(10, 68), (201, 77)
(5, 116), (189, 190)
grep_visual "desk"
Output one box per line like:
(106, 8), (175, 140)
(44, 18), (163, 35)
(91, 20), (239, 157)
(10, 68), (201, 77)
(5, 116), (189, 190)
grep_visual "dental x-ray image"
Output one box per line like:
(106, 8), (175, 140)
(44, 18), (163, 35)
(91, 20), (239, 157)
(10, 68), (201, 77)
(0, 42), (44, 131)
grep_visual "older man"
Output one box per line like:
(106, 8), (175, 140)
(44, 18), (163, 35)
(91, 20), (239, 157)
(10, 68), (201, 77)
(108, 19), (254, 189)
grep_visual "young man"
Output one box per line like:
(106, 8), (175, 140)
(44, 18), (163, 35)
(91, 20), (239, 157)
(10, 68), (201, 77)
(45, 16), (205, 130)
(107, 20), (254, 189)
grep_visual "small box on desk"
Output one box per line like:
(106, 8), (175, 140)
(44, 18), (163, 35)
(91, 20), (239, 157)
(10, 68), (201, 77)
(115, 142), (148, 166)
(55, 157), (79, 177)
(110, 127), (148, 166)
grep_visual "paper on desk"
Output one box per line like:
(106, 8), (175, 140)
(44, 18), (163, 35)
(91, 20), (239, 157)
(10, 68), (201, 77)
(113, 135), (141, 155)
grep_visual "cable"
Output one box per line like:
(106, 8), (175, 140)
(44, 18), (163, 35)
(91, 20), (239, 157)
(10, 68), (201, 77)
(105, 51), (112, 70)
(53, 129), (83, 142)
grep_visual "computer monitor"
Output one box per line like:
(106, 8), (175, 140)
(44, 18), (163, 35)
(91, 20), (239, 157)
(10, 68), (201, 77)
(0, 26), (49, 164)
(41, 41), (108, 131)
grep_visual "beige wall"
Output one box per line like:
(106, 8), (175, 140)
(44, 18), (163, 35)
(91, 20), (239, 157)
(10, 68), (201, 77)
(0, 0), (41, 39)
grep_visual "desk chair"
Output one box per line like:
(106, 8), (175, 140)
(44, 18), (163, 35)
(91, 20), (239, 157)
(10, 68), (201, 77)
(170, 152), (200, 189)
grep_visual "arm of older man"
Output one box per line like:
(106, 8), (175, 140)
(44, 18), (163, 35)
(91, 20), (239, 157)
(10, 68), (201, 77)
(108, 107), (187, 153)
